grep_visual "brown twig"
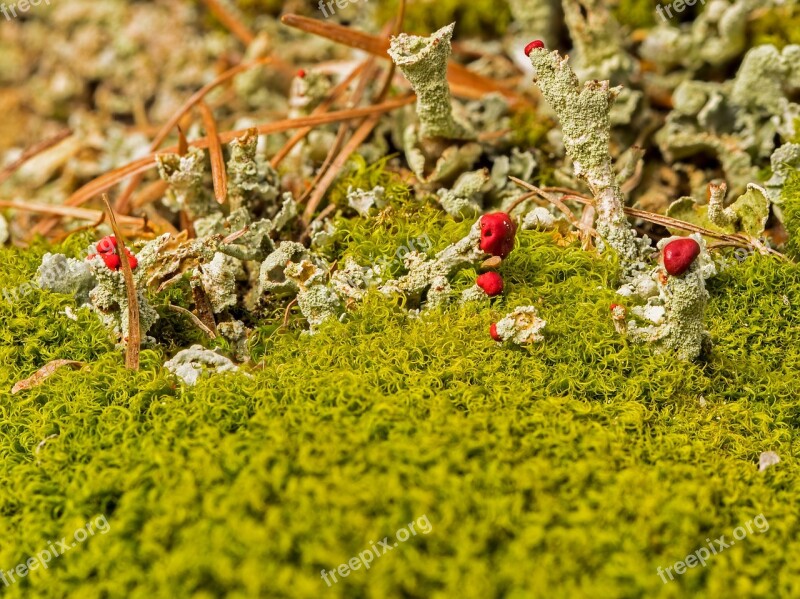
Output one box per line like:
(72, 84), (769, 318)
(102, 195), (140, 370)
(198, 102), (228, 204)
(166, 304), (217, 339)
(283, 298), (298, 327)
(301, 114), (383, 227)
(111, 58), (272, 216)
(60, 97), (416, 214)
(199, 0), (255, 45)
(297, 58), (381, 207)
(0, 200), (146, 228)
(280, 14), (531, 106)
(512, 178), (789, 259)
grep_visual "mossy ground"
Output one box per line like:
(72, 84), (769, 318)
(2, 207), (800, 598)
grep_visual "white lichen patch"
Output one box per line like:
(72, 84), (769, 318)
(495, 306), (547, 345)
(347, 185), (386, 217)
(758, 451), (781, 472)
(164, 345), (240, 386)
(625, 234), (716, 361)
(522, 207), (557, 230)
(380, 218), (486, 305)
(37, 253), (96, 305)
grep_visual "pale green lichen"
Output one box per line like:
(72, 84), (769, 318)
(522, 207), (558, 230)
(640, 0), (750, 71)
(667, 182), (771, 238)
(288, 70), (332, 119)
(164, 344), (239, 385)
(388, 24), (474, 141)
(625, 234), (716, 361)
(656, 44), (800, 196)
(494, 305), (547, 344)
(86, 254), (160, 343)
(217, 320), (249, 363)
(508, 0), (561, 49)
(284, 260), (344, 333)
(489, 148), (538, 211)
(562, 0), (636, 84)
(380, 218), (487, 307)
(765, 142), (800, 203)
(526, 46), (650, 280)
(225, 129), (281, 212)
(156, 147), (217, 219)
(259, 241), (311, 297)
(37, 253), (95, 305)
(436, 169), (488, 220)
(346, 185), (386, 217)
(527, 46), (718, 360)
(197, 252), (241, 314)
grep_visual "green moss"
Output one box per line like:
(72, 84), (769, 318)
(612, 0), (658, 29)
(509, 108), (553, 150)
(781, 170), (800, 260)
(375, 0), (511, 39)
(2, 227), (800, 597)
(748, 5), (800, 49)
(327, 155), (411, 212)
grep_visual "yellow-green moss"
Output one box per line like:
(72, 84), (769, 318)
(2, 225), (800, 597)
(748, 5), (800, 49)
(374, 0), (511, 38)
(782, 170), (800, 261)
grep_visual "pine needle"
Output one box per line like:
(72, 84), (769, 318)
(102, 194), (140, 370)
(198, 102), (228, 204)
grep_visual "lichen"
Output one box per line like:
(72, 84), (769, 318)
(436, 169), (488, 219)
(526, 45), (650, 280)
(655, 43), (800, 196)
(164, 344), (239, 385)
(625, 234), (716, 361)
(493, 305), (547, 344)
(388, 24), (474, 141)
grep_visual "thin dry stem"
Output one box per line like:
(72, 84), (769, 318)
(102, 194), (140, 370)
(198, 101), (228, 204)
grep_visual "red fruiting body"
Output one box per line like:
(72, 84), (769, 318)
(479, 212), (517, 258)
(663, 238), (701, 276)
(96, 235), (117, 254)
(489, 323), (502, 342)
(297, 69), (306, 78)
(524, 40), (545, 56)
(100, 253), (121, 271)
(476, 271), (504, 297)
(91, 235), (138, 271)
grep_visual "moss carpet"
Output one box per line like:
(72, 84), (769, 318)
(1, 212), (799, 598)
